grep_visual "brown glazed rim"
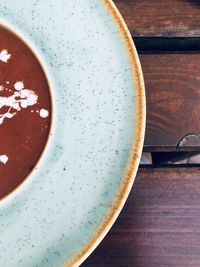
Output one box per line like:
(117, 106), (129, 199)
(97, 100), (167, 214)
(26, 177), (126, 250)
(63, 0), (146, 266)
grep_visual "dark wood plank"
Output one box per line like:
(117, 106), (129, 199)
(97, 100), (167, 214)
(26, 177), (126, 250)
(140, 53), (200, 151)
(134, 37), (200, 53)
(113, 0), (200, 37)
(82, 167), (200, 267)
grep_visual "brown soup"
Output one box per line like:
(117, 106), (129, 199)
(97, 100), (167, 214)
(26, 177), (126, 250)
(0, 25), (51, 200)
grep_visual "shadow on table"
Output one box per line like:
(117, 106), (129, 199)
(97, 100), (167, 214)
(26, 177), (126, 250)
(140, 151), (200, 166)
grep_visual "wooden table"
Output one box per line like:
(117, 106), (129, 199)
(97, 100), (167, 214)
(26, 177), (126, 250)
(82, 1), (200, 266)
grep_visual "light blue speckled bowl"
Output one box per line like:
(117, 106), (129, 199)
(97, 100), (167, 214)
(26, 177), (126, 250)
(0, 0), (145, 266)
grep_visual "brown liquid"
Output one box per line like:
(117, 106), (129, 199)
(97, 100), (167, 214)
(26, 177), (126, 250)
(0, 25), (51, 199)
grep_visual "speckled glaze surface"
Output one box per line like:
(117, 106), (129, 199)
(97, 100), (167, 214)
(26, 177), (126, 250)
(0, 1), (145, 266)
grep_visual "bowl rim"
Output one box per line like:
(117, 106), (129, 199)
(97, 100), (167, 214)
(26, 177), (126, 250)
(65, 0), (146, 266)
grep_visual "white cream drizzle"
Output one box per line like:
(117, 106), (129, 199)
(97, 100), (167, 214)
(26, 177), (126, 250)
(0, 155), (8, 164)
(39, 109), (49, 118)
(0, 50), (11, 63)
(0, 81), (38, 125)
(14, 81), (24, 91)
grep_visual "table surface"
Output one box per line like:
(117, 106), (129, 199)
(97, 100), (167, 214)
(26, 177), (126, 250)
(82, 1), (200, 266)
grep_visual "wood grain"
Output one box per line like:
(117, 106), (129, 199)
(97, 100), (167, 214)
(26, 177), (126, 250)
(82, 167), (200, 267)
(113, 0), (200, 37)
(140, 53), (200, 151)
